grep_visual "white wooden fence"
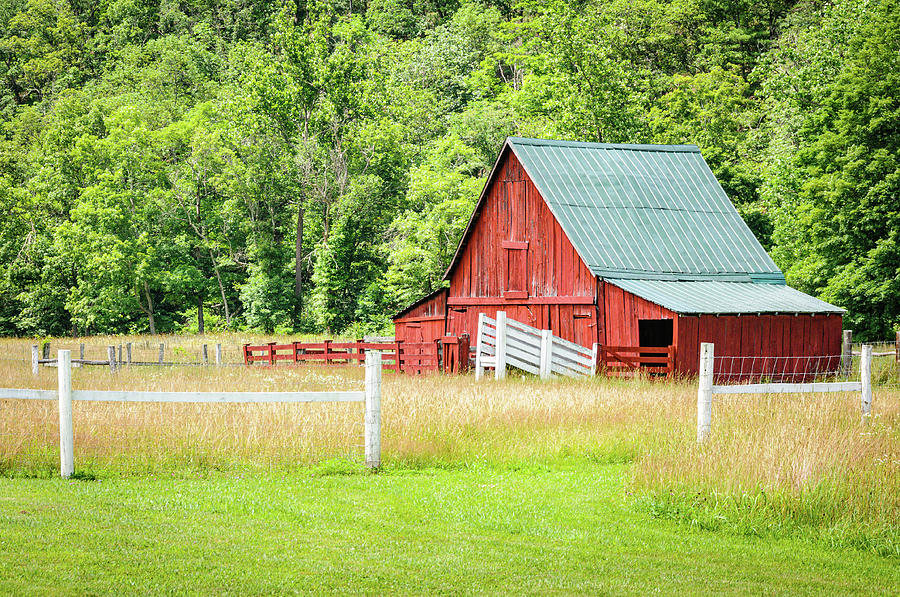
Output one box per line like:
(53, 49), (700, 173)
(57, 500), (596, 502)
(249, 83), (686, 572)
(474, 311), (596, 380)
(697, 342), (873, 442)
(4, 350), (383, 477)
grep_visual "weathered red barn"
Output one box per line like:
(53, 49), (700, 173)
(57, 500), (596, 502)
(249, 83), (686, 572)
(394, 137), (844, 375)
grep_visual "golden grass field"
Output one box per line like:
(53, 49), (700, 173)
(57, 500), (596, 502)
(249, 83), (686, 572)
(1, 333), (899, 554)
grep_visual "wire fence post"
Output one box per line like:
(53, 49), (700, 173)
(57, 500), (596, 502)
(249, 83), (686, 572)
(364, 350), (382, 469)
(107, 345), (117, 373)
(841, 330), (853, 375)
(202, 344), (209, 365)
(539, 329), (553, 380)
(58, 350), (74, 479)
(31, 344), (39, 375)
(79, 343), (85, 361)
(215, 343), (222, 366)
(697, 342), (714, 443)
(495, 311), (507, 380)
(860, 344), (872, 422)
(158, 343), (164, 364)
(126, 342), (132, 366)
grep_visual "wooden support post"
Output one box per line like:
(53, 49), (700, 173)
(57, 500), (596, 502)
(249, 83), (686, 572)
(475, 313), (486, 381)
(159, 343), (165, 364)
(841, 330), (853, 375)
(42, 343), (50, 360)
(540, 330), (553, 380)
(79, 343), (85, 361)
(31, 345), (39, 375)
(324, 340), (332, 365)
(590, 342), (599, 377)
(364, 350), (382, 469)
(458, 334), (470, 373)
(697, 343), (714, 443)
(495, 311), (507, 380)
(394, 341), (402, 373)
(896, 331), (899, 363)
(126, 342), (132, 366)
(107, 345), (117, 373)
(117, 344), (122, 365)
(435, 338), (443, 373)
(860, 344), (872, 422)
(215, 343), (222, 366)
(58, 350), (73, 479)
(202, 344), (209, 365)
(268, 342), (275, 366)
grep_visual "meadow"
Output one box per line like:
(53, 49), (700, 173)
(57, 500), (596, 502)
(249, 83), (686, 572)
(2, 334), (899, 594)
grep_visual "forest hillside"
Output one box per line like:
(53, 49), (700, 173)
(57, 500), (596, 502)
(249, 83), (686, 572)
(0, 0), (897, 338)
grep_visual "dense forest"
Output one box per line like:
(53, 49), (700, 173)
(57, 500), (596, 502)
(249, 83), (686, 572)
(0, 0), (896, 339)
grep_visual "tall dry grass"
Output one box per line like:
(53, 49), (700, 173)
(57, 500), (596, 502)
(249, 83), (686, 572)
(1, 334), (898, 553)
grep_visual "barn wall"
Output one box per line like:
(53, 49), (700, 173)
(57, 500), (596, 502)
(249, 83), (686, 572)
(394, 289), (447, 344)
(602, 282), (677, 347)
(675, 313), (843, 375)
(444, 149), (599, 348)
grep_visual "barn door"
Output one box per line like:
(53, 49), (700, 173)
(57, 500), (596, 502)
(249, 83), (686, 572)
(502, 181), (528, 299)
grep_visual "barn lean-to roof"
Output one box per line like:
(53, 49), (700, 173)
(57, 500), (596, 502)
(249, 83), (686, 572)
(441, 136), (843, 316)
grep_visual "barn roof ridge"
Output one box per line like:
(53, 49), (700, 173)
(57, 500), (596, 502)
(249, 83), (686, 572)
(507, 136), (700, 153)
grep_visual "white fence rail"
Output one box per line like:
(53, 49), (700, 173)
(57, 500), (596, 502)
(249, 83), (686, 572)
(2, 349), (383, 477)
(697, 342), (873, 442)
(474, 311), (596, 380)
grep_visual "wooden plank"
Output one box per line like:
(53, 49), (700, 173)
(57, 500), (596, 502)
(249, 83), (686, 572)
(447, 296), (594, 306)
(0, 388), (57, 400)
(71, 390), (365, 403)
(712, 382), (862, 395)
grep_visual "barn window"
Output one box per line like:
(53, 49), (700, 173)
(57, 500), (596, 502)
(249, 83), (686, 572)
(638, 319), (673, 347)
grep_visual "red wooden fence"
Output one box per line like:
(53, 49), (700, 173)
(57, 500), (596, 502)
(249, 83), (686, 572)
(243, 335), (470, 375)
(598, 345), (675, 378)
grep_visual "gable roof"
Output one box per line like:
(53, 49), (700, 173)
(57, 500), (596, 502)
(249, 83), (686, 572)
(506, 137), (784, 282)
(446, 137), (784, 283)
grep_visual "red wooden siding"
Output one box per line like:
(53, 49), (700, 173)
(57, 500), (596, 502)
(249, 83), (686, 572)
(444, 149), (598, 347)
(394, 289), (447, 345)
(602, 281), (677, 347)
(673, 313), (844, 374)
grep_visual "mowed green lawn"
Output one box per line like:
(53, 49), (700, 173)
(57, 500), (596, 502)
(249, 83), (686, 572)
(2, 464), (897, 596)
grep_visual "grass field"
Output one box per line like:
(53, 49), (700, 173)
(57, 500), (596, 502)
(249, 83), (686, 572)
(2, 334), (899, 594)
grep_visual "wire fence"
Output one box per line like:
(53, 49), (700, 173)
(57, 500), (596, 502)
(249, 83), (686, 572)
(713, 353), (899, 388)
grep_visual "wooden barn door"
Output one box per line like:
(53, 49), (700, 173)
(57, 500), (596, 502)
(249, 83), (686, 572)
(502, 180), (528, 299)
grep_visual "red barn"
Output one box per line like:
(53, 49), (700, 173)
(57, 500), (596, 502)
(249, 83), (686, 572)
(394, 137), (844, 375)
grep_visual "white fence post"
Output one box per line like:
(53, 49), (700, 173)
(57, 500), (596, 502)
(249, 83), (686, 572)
(474, 312), (486, 381)
(364, 350), (382, 469)
(697, 342), (714, 443)
(495, 311), (507, 380)
(58, 350), (74, 479)
(540, 329), (553, 380)
(591, 342), (599, 376)
(860, 343), (872, 422)
(31, 344), (39, 375)
(215, 343), (222, 366)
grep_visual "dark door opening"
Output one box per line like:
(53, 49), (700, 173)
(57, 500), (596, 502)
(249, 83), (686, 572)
(638, 319), (673, 371)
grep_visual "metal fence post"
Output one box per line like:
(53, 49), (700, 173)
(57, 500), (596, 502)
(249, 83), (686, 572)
(540, 329), (553, 380)
(58, 350), (74, 479)
(860, 344), (872, 422)
(495, 311), (507, 380)
(697, 343), (714, 443)
(364, 350), (382, 469)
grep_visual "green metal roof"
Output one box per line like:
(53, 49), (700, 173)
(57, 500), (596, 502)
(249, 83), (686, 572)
(609, 279), (844, 315)
(508, 137), (785, 283)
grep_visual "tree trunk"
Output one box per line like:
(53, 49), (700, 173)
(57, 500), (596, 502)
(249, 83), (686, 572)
(198, 296), (205, 334)
(144, 281), (156, 335)
(295, 203), (304, 306)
